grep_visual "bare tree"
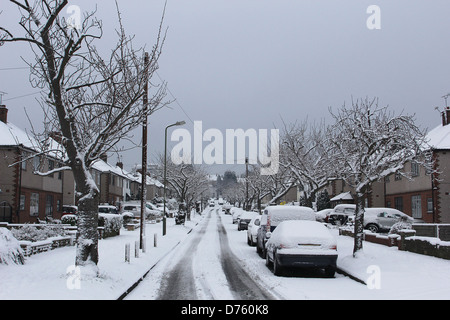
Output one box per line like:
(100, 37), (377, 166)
(328, 97), (432, 256)
(158, 159), (210, 217)
(281, 119), (333, 207)
(0, 1), (169, 268)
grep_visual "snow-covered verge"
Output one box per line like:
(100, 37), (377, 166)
(0, 214), (203, 300)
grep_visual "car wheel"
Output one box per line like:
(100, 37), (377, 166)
(324, 266), (336, 278)
(265, 250), (273, 268)
(273, 252), (284, 276)
(247, 236), (252, 246)
(367, 223), (379, 233)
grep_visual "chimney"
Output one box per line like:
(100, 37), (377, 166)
(116, 162), (123, 169)
(0, 105), (8, 124)
(446, 107), (450, 126)
(100, 153), (108, 162)
(442, 111), (447, 126)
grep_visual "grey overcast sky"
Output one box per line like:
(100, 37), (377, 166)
(1, 0), (450, 174)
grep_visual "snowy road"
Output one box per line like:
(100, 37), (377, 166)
(126, 208), (378, 300)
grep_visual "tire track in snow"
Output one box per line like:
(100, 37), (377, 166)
(216, 212), (276, 300)
(156, 210), (212, 300)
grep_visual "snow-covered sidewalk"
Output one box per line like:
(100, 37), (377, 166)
(2, 212), (450, 300)
(336, 232), (450, 299)
(0, 215), (204, 300)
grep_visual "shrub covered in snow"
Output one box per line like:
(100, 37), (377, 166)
(11, 224), (66, 242)
(98, 214), (122, 238)
(389, 216), (413, 235)
(61, 214), (77, 226)
(0, 228), (25, 265)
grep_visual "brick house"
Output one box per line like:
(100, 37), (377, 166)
(384, 108), (450, 223)
(0, 105), (74, 223)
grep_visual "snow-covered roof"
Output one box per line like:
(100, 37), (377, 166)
(330, 192), (353, 202)
(91, 159), (131, 180)
(0, 120), (66, 159)
(0, 120), (35, 149)
(426, 123), (450, 150)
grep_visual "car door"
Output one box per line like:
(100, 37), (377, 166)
(377, 211), (395, 229)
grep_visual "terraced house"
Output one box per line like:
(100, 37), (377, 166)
(384, 108), (450, 223)
(0, 105), (75, 223)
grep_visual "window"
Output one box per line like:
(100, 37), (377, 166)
(45, 195), (54, 217)
(427, 198), (433, 213)
(33, 156), (40, 172)
(394, 197), (403, 211)
(30, 193), (39, 217)
(48, 159), (54, 178)
(20, 195), (25, 211)
(411, 162), (419, 177)
(411, 195), (422, 219)
(21, 152), (28, 170)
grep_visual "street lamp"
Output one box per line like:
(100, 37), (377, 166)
(163, 120), (186, 235)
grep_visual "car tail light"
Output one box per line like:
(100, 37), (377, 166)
(329, 245), (337, 250)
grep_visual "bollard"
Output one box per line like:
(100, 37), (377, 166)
(154, 233), (157, 247)
(125, 243), (130, 263)
(142, 236), (146, 253)
(135, 241), (139, 258)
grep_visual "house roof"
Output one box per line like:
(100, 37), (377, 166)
(0, 120), (65, 159)
(0, 120), (35, 149)
(330, 192), (353, 202)
(427, 123), (450, 150)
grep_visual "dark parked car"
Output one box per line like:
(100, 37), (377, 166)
(265, 220), (338, 277)
(238, 211), (258, 231)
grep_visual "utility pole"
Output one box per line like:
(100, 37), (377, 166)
(140, 52), (149, 249)
(245, 157), (249, 211)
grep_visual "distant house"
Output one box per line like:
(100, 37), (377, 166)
(0, 105), (74, 223)
(90, 156), (131, 206)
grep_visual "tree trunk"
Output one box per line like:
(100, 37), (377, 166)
(72, 165), (100, 267)
(353, 191), (365, 256)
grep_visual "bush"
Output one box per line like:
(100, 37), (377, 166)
(121, 212), (134, 226)
(61, 214), (77, 226)
(0, 228), (25, 265)
(11, 224), (66, 242)
(98, 214), (122, 238)
(389, 217), (413, 235)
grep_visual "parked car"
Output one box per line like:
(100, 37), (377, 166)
(121, 202), (160, 220)
(232, 208), (245, 224)
(327, 204), (356, 225)
(238, 211), (258, 231)
(62, 205), (78, 216)
(265, 220), (338, 277)
(247, 215), (261, 246)
(98, 205), (118, 214)
(256, 205), (316, 258)
(348, 208), (414, 233)
(315, 208), (334, 223)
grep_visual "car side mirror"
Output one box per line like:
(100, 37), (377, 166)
(265, 232), (272, 239)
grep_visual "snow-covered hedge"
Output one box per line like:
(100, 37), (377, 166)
(0, 228), (25, 265)
(11, 224), (66, 242)
(98, 214), (122, 238)
(61, 214), (77, 226)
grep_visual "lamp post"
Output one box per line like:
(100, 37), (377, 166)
(163, 120), (186, 235)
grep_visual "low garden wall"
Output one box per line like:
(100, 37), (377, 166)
(339, 226), (450, 260)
